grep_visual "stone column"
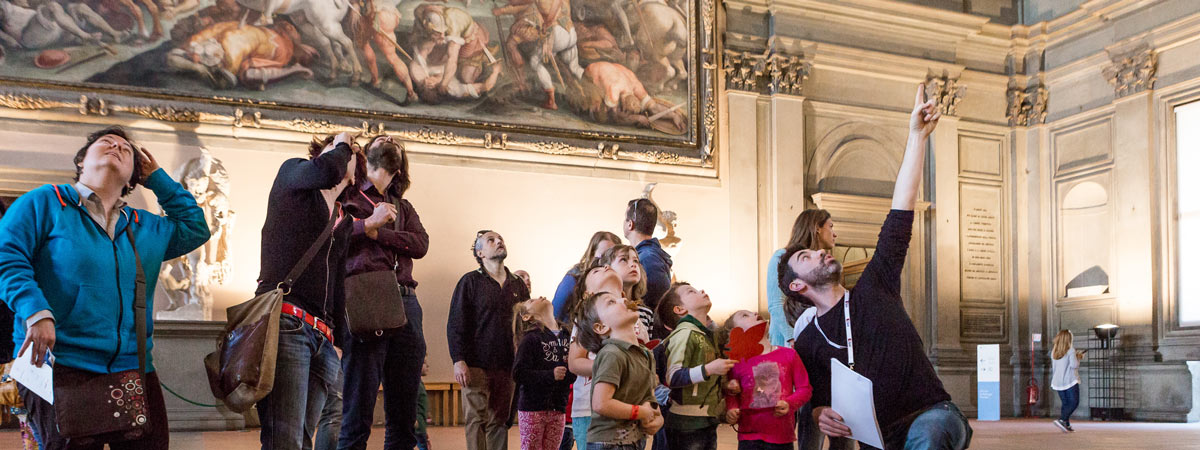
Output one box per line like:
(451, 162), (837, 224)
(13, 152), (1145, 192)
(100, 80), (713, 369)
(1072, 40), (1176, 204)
(761, 94), (806, 309)
(932, 115), (963, 357)
(726, 90), (764, 311)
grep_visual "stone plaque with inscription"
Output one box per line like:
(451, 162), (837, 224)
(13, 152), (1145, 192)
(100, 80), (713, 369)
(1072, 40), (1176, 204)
(960, 184), (1003, 304)
(961, 310), (1005, 340)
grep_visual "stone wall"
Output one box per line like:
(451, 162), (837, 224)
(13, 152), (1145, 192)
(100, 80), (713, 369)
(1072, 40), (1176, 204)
(722, 0), (1200, 421)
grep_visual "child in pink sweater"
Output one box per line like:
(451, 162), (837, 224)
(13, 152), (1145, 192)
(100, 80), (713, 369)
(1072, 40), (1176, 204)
(719, 310), (812, 450)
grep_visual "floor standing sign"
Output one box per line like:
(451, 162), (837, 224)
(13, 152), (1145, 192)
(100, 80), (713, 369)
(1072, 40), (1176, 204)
(978, 344), (1001, 420)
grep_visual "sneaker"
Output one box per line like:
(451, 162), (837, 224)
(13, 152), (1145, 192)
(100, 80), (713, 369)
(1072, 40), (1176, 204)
(1053, 419), (1069, 432)
(1065, 423), (1075, 432)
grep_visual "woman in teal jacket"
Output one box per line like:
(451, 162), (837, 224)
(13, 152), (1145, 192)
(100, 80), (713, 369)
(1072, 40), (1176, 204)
(0, 126), (210, 449)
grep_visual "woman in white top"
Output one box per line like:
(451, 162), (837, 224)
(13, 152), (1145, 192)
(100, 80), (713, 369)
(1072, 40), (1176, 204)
(1050, 330), (1086, 432)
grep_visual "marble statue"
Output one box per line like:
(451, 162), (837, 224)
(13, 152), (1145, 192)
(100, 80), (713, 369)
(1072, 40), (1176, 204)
(156, 148), (234, 320)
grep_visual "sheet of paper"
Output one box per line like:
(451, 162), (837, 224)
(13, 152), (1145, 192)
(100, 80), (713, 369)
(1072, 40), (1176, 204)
(831, 358), (883, 448)
(9, 351), (54, 404)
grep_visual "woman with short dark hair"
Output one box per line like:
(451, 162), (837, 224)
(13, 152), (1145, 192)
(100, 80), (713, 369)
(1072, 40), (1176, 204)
(0, 126), (210, 449)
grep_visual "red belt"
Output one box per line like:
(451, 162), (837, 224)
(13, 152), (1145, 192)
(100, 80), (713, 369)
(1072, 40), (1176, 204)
(281, 303), (333, 342)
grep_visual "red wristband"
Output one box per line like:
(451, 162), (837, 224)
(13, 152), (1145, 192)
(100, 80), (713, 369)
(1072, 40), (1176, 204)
(631, 405), (640, 421)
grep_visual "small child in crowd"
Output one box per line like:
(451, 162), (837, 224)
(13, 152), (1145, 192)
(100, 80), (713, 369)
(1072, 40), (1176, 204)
(718, 310), (812, 450)
(661, 282), (735, 450)
(416, 360), (432, 450)
(514, 297), (577, 450)
(575, 291), (664, 450)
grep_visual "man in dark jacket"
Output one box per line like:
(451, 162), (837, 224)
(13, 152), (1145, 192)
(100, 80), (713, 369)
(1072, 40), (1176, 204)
(255, 131), (362, 450)
(624, 198), (673, 308)
(779, 85), (970, 450)
(448, 230), (530, 450)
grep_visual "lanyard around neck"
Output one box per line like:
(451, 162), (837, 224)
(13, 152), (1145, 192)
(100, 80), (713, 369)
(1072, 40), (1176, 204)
(814, 290), (854, 370)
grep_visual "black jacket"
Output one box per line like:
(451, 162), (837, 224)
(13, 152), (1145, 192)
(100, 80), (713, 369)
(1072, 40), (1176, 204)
(447, 268), (531, 370)
(255, 143), (363, 347)
(514, 327), (575, 412)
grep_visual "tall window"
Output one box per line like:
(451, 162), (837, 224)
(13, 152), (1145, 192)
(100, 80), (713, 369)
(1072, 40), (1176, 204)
(1178, 101), (1200, 326)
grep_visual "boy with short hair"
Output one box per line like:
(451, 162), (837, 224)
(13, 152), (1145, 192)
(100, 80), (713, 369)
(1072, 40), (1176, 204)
(574, 291), (664, 450)
(661, 282), (735, 450)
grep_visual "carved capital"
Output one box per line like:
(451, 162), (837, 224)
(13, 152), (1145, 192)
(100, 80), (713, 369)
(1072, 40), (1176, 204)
(924, 72), (966, 117)
(722, 50), (765, 92)
(1006, 82), (1048, 127)
(723, 49), (808, 96)
(1103, 46), (1157, 98)
(765, 54), (810, 96)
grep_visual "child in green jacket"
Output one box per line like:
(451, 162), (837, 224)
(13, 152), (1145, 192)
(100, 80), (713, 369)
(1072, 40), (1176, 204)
(661, 282), (735, 450)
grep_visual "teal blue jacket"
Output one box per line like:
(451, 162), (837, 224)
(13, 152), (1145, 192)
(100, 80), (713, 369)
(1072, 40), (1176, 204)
(0, 169), (210, 373)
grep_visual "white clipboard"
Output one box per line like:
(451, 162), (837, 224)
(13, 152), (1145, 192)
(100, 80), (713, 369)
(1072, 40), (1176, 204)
(831, 358), (883, 448)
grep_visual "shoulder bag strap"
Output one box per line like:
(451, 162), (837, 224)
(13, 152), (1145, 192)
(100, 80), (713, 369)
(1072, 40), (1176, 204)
(123, 219), (148, 379)
(280, 204), (341, 293)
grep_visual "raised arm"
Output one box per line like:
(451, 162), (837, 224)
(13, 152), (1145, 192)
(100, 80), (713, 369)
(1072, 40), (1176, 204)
(276, 135), (353, 191)
(892, 83), (940, 211)
(140, 165), (210, 260)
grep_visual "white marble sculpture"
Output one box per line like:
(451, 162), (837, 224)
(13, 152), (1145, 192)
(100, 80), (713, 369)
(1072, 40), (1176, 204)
(156, 148), (235, 321)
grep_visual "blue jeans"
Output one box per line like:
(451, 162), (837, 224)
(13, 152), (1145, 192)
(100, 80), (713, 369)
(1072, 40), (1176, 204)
(560, 424), (575, 450)
(315, 366), (344, 450)
(1057, 384), (1080, 425)
(257, 313), (342, 450)
(902, 401), (971, 450)
(586, 439), (645, 450)
(338, 294), (427, 450)
(572, 416), (591, 450)
(665, 425), (717, 450)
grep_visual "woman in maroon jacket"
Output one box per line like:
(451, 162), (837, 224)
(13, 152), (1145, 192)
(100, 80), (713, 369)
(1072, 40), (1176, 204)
(337, 135), (430, 450)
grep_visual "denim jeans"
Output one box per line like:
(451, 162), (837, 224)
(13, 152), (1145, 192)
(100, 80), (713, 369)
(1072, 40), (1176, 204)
(1057, 384), (1080, 425)
(664, 425), (718, 450)
(738, 440), (795, 450)
(256, 312), (341, 450)
(559, 424), (574, 450)
(649, 387), (670, 450)
(572, 416), (591, 450)
(315, 366), (343, 450)
(902, 401), (971, 450)
(585, 439), (645, 450)
(796, 403), (818, 450)
(338, 294), (427, 450)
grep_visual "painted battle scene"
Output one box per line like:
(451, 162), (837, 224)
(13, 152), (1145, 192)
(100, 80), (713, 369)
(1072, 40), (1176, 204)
(0, 0), (693, 139)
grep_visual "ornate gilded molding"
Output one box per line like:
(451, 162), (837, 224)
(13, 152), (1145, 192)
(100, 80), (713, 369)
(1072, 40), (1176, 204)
(925, 72), (966, 116)
(1006, 82), (1048, 127)
(1103, 45), (1157, 98)
(692, 0), (718, 164)
(0, 91), (705, 167)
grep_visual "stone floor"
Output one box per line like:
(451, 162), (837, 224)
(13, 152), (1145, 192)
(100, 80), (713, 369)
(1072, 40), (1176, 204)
(3, 419), (1199, 449)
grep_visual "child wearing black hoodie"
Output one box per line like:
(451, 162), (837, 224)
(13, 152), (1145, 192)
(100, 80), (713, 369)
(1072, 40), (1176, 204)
(513, 297), (577, 450)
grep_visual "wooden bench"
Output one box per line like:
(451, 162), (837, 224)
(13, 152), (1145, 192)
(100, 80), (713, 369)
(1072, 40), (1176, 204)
(423, 382), (462, 426)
